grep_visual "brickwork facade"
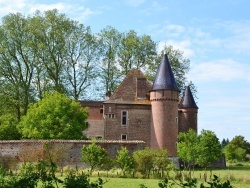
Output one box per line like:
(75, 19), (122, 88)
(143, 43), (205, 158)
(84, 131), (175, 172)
(81, 68), (198, 157)
(104, 104), (151, 146)
(79, 54), (198, 158)
(178, 108), (198, 133)
(0, 140), (145, 167)
(150, 90), (179, 156)
(80, 101), (104, 139)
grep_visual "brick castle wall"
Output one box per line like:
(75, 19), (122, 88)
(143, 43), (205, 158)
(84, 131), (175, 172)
(104, 104), (151, 146)
(150, 90), (179, 157)
(178, 108), (198, 133)
(0, 140), (145, 168)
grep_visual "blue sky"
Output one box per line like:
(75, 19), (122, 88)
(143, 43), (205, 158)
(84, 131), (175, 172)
(0, 0), (249, 142)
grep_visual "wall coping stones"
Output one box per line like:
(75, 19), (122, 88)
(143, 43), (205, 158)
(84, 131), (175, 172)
(0, 140), (145, 144)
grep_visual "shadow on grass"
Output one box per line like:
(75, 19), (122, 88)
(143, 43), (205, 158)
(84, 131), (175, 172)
(226, 165), (250, 171)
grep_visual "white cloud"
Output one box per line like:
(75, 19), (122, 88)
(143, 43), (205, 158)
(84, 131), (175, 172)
(0, 0), (29, 17)
(188, 59), (250, 82)
(28, 2), (95, 22)
(208, 20), (250, 54)
(0, 1), (95, 23)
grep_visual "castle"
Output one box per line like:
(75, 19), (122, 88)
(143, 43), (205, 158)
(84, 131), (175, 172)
(80, 53), (198, 157)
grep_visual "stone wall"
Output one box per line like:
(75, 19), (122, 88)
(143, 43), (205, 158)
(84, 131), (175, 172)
(0, 140), (145, 168)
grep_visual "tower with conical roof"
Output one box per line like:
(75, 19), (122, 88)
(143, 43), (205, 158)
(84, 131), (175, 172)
(178, 85), (198, 133)
(150, 54), (179, 157)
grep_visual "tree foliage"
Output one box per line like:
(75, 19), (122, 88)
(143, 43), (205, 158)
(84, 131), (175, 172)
(152, 149), (171, 176)
(98, 26), (123, 93)
(0, 13), (36, 120)
(223, 135), (250, 162)
(178, 129), (222, 170)
(221, 138), (230, 148)
(0, 114), (21, 140)
(118, 30), (157, 75)
(81, 141), (108, 174)
(196, 130), (222, 169)
(18, 92), (88, 139)
(133, 147), (170, 178)
(177, 129), (198, 170)
(133, 147), (154, 177)
(116, 147), (134, 176)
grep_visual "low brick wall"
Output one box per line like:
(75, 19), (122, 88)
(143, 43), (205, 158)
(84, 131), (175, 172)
(0, 140), (145, 168)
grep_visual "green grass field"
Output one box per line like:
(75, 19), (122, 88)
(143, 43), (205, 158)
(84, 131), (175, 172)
(87, 164), (250, 188)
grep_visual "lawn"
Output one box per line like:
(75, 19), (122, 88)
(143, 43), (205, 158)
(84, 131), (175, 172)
(88, 164), (250, 188)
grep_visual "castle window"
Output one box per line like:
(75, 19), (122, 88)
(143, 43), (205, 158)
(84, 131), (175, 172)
(108, 107), (111, 112)
(121, 134), (127, 140)
(100, 108), (103, 114)
(121, 111), (128, 126)
(175, 117), (178, 124)
(85, 121), (89, 128)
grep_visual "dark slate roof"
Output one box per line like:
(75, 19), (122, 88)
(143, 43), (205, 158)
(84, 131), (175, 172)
(152, 54), (179, 91)
(179, 86), (198, 109)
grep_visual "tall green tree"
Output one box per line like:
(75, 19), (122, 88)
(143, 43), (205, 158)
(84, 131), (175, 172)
(118, 30), (157, 75)
(98, 26), (122, 93)
(177, 129), (199, 171)
(65, 25), (99, 100)
(196, 130), (222, 169)
(81, 141), (109, 174)
(0, 13), (36, 120)
(31, 9), (73, 94)
(223, 135), (250, 162)
(18, 92), (88, 139)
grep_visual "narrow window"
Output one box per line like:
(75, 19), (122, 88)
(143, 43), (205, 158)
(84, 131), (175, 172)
(85, 121), (89, 128)
(175, 117), (178, 124)
(108, 107), (111, 113)
(100, 108), (103, 114)
(121, 111), (128, 126)
(121, 134), (127, 140)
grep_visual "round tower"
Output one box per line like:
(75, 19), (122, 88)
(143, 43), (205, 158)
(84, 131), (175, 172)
(150, 54), (179, 157)
(178, 85), (198, 133)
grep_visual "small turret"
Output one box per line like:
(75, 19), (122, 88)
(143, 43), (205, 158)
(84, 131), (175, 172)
(152, 54), (179, 91)
(179, 86), (198, 109)
(178, 85), (198, 133)
(150, 53), (179, 157)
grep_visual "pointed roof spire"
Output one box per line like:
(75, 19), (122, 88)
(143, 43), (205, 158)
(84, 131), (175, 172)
(152, 53), (179, 91)
(180, 86), (198, 109)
